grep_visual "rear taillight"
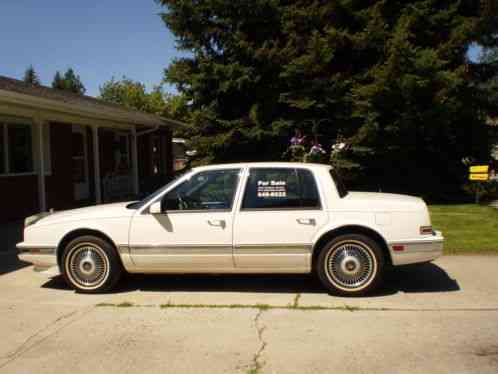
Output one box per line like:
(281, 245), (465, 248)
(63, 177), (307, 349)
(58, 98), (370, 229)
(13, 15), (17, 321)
(420, 226), (433, 235)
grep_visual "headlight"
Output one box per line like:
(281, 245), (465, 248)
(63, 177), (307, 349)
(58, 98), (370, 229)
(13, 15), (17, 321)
(24, 212), (52, 228)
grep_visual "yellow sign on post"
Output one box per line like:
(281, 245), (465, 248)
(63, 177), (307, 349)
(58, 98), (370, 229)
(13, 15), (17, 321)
(469, 165), (489, 181)
(469, 173), (489, 181)
(470, 165), (489, 173)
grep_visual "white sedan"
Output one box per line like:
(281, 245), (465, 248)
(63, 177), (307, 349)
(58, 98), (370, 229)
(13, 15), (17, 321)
(18, 162), (443, 295)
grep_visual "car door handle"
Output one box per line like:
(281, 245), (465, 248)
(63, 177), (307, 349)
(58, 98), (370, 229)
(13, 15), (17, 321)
(297, 218), (316, 225)
(207, 219), (226, 228)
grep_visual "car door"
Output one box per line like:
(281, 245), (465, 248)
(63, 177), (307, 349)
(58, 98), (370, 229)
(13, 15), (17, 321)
(129, 167), (242, 270)
(233, 167), (328, 272)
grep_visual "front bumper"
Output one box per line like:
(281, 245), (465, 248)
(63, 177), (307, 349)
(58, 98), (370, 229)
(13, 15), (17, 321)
(389, 231), (444, 266)
(17, 243), (58, 273)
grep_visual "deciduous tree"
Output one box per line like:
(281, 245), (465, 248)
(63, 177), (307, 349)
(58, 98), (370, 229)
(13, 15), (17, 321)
(99, 76), (190, 121)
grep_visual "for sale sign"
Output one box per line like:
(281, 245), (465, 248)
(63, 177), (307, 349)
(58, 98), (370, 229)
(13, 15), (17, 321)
(469, 165), (489, 181)
(470, 165), (489, 173)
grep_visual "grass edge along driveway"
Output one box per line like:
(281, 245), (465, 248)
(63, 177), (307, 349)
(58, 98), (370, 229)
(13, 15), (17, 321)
(429, 204), (498, 254)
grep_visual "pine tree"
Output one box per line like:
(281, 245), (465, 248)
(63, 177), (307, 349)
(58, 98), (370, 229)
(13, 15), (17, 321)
(158, 0), (498, 200)
(23, 65), (41, 86)
(63, 68), (86, 95)
(52, 71), (65, 90)
(51, 68), (86, 95)
(480, 46), (498, 118)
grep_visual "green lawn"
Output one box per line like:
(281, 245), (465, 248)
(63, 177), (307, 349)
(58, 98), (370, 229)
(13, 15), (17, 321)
(429, 204), (498, 254)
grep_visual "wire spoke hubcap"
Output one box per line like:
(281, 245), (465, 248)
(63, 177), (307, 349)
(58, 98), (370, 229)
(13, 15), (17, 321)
(66, 244), (109, 290)
(326, 241), (376, 291)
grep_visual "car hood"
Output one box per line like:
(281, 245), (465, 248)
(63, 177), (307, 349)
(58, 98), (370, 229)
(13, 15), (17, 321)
(33, 201), (136, 226)
(340, 192), (426, 211)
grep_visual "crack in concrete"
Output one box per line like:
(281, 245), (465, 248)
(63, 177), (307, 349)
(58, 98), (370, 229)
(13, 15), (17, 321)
(0, 307), (92, 370)
(291, 293), (301, 308)
(1, 310), (77, 360)
(475, 345), (498, 357)
(247, 308), (268, 374)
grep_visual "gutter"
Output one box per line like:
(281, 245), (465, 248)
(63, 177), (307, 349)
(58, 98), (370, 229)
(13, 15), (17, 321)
(136, 125), (160, 136)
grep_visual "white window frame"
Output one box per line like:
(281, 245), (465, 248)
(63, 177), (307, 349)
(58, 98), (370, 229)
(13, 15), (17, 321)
(0, 121), (51, 177)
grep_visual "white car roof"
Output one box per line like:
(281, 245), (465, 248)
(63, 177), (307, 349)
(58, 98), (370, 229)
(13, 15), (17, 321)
(192, 162), (332, 172)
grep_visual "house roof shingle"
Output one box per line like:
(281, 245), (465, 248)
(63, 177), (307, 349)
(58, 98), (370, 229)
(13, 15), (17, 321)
(0, 75), (181, 128)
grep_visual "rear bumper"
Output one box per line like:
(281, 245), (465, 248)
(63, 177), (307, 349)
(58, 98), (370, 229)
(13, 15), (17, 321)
(389, 231), (444, 266)
(16, 243), (58, 272)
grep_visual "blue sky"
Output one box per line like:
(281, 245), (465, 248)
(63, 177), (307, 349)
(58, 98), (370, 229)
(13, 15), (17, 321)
(0, 1), (483, 98)
(0, 0), (186, 96)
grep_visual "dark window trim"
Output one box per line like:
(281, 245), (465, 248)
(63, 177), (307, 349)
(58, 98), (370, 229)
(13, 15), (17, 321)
(240, 207), (322, 212)
(240, 167), (323, 211)
(148, 208), (232, 215)
(330, 169), (348, 198)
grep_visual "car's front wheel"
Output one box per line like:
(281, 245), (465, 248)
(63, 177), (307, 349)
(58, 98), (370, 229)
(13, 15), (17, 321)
(61, 235), (122, 293)
(316, 234), (385, 296)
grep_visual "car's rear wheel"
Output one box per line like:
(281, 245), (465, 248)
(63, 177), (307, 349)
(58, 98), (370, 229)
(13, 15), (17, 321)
(61, 235), (122, 293)
(316, 234), (385, 296)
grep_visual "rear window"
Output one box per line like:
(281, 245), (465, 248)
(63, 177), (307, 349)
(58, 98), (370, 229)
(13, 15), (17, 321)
(330, 169), (348, 198)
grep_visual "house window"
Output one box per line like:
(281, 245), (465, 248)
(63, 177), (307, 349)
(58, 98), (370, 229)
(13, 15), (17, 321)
(72, 131), (86, 183)
(0, 125), (4, 174)
(0, 123), (33, 175)
(116, 133), (130, 171)
(8, 124), (33, 173)
(0, 121), (51, 176)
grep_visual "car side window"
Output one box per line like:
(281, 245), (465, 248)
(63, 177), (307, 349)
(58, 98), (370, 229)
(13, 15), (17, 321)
(242, 168), (321, 210)
(161, 169), (241, 211)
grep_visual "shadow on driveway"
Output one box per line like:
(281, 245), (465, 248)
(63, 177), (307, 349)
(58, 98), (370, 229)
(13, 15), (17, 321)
(0, 251), (29, 276)
(42, 262), (460, 297)
(0, 221), (29, 276)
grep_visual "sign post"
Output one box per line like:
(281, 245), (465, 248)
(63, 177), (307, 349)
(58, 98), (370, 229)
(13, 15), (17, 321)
(468, 165), (489, 204)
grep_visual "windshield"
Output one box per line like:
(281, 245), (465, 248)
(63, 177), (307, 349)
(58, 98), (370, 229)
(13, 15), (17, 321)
(329, 169), (348, 198)
(126, 172), (189, 210)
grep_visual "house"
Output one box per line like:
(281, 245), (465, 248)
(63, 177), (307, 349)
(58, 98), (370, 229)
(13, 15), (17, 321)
(172, 137), (197, 171)
(0, 75), (183, 223)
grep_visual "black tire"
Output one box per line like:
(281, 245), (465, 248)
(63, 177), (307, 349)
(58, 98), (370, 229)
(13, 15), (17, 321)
(316, 234), (385, 296)
(61, 235), (122, 294)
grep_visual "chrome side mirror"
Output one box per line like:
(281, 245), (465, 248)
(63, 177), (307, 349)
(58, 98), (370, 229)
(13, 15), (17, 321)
(149, 201), (162, 214)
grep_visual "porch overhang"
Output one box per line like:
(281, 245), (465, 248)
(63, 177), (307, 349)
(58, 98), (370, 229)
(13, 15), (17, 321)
(0, 88), (184, 130)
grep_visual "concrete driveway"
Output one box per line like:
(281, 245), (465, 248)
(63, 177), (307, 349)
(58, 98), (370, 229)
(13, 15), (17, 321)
(1, 252), (497, 373)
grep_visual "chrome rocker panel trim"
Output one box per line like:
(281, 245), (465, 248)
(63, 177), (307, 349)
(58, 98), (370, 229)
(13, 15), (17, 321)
(121, 243), (311, 274)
